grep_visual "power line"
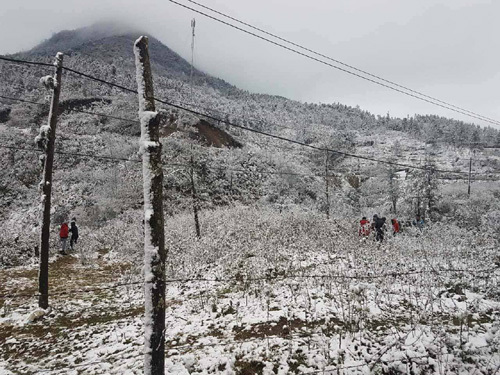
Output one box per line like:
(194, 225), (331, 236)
(0, 59), (496, 175)
(64, 60), (352, 141)
(62, 66), (138, 94)
(65, 66), (482, 174)
(0, 94), (324, 153)
(5, 86), (497, 163)
(183, 0), (500, 127)
(175, 99), (343, 139)
(3, 92), (496, 169)
(0, 94), (139, 123)
(0, 94), (311, 153)
(5, 52), (499, 147)
(2, 93), (492, 170)
(0, 144), (142, 163)
(151, 96), (480, 175)
(3, 144), (500, 180)
(65, 63), (322, 137)
(166, 0), (500, 127)
(0, 55), (54, 68)
(0, 52), (342, 140)
(0, 95), (48, 107)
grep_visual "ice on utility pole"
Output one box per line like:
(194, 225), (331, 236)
(35, 125), (51, 151)
(134, 35), (166, 375)
(36, 51), (63, 310)
(134, 41), (160, 284)
(39, 75), (55, 90)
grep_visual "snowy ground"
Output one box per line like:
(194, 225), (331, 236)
(1, 207), (500, 374)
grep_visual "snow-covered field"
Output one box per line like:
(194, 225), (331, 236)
(1, 207), (499, 374)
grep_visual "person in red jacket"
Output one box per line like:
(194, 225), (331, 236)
(60, 222), (69, 255)
(359, 217), (371, 237)
(391, 218), (400, 235)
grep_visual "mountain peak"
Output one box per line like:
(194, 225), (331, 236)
(27, 21), (144, 56)
(22, 21), (235, 94)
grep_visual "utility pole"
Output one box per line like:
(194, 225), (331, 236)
(417, 156), (422, 219)
(468, 154), (473, 196)
(425, 159), (432, 219)
(134, 36), (166, 375)
(190, 18), (196, 93)
(325, 150), (330, 219)
(190, 155), (201, 238)
(36, 52), (63, 309)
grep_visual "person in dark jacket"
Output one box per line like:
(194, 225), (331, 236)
(412, 215), (425, 230)
(69, 218), (79, 250)
(372, 214), (386, 242)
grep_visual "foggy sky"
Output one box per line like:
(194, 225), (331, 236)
(1, 0), (499, 128)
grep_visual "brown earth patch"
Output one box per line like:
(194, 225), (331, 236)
(194, 120), (242, 148)
(0, 253), (132, 308)
(1, 305), (144, 362)
(233, 316), (343, 340)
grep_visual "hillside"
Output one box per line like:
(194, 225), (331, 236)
(1, 23), (499, 230)
(1, 22), (500, 374)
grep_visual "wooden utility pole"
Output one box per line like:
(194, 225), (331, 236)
(190, 18), (196, 94)
(134, 36), (166, 375)
(190, 155), (201, 238)
(426, 165), (432, 219)
(468, 155), (473, 196)
(325, 150), (330, 219)
(37, 52), (63, 309)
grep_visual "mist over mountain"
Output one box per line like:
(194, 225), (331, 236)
(23, 21), (236, 94)
(27, 22), (143, 56)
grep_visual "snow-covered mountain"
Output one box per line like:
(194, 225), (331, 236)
(1, 22), (499, 245)
(1, 22), (499, 247)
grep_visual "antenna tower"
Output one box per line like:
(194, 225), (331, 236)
(190, 18), (196, 92)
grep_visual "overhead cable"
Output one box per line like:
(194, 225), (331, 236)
(166, 0), (500, 126)
(183, 0), (500, 125)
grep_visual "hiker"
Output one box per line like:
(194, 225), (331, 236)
(69, 218), (79, 250)
(372, 214), (386, 242)
(391, 218), (400, 235)
(59, 222), (69, 255)
(359, 217), (371, 237)
(413, 215), (425, 230)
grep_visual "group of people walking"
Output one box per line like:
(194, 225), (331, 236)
(59, 218), (78, 255)
(359, 214), (424, 242)
(358, 215), (395, 242)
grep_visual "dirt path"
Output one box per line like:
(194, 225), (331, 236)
(0, 251), (132, 309)
(1, 251), (144, 374)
